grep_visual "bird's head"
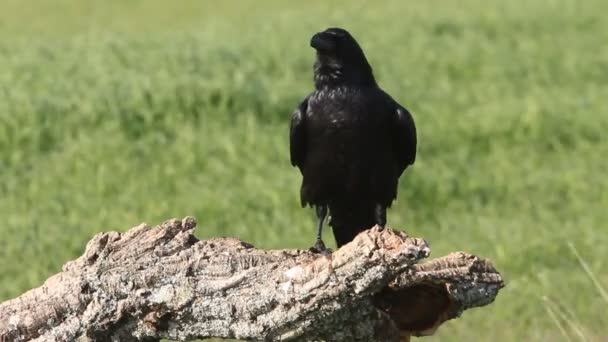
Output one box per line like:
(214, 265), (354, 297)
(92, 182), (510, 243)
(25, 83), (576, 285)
(310, 28), (376, 89)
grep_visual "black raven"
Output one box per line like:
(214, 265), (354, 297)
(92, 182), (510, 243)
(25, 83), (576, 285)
(289, 27), (417, 251)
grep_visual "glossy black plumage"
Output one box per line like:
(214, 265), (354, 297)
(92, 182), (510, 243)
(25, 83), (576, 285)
(290, 28), (417, 248)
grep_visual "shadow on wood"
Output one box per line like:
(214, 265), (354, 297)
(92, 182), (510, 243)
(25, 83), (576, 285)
(0, 217), (504, 342)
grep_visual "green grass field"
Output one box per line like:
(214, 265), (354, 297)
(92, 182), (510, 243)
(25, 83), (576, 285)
(1, 0), (607, 340)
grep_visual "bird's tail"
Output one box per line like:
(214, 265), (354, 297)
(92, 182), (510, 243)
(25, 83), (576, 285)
(329, 202), (376, 247)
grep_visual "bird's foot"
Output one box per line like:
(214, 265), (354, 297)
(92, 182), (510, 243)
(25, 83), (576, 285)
(309, 239), (332, 254)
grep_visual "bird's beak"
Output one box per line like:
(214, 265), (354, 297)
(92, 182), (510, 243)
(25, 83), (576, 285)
(310, 32), (335, 52)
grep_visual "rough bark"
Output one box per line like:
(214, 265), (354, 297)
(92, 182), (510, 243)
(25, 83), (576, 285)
(0, 217), (504, 342)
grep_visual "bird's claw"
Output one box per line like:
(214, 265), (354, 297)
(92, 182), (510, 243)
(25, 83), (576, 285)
(309, 239), (332, 255)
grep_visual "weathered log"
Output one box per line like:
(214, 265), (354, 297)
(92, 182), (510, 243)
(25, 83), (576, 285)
(0, 217), (504, 342)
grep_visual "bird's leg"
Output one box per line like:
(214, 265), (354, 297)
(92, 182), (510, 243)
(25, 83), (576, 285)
(309, 205), (329, 253)
(375, 204), (387, 229)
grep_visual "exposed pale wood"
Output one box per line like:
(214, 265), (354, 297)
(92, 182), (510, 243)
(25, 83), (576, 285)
(0, 217), (504, 342)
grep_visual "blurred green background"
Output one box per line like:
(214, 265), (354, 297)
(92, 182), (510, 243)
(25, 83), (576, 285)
(1, 0), (607, 341)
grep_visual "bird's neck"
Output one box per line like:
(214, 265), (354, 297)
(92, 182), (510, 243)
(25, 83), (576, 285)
(313, 60), (376, 90)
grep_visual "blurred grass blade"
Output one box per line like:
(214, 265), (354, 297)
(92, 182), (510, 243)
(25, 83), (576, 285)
(543, 296), (573, 342)
(568, 242), (608, 303)
(543, 296), (590, 342)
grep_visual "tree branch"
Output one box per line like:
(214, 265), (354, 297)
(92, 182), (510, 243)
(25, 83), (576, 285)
(0, 217), (504, 342)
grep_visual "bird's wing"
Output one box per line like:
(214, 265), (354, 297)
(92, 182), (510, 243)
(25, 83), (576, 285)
(289, 97), (309, 167)
(392, 104), (417, 175)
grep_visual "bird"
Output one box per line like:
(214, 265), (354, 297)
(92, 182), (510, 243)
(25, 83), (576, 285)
(289, 27), (417, 252)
